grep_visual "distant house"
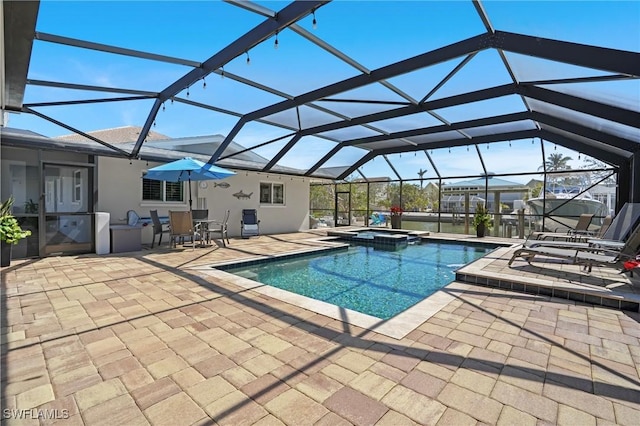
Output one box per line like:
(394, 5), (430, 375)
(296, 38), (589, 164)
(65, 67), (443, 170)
(525, 178), (543, 188)
(442, 175), (529, 212)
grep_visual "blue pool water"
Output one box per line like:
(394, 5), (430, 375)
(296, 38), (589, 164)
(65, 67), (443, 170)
(220, 241), (498, 319)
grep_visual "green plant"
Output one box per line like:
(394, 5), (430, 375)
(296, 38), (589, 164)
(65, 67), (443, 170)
(24, 198), (38, 214)
(471, 202), (492, 230)
(1, 197), (32, 244)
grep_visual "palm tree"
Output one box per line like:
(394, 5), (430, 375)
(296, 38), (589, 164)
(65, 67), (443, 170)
(539, 152), (573, 190)
(539, 152), (572, 172)
(417, 168), (427, 189)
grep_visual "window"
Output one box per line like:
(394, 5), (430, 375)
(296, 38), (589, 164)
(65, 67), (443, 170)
(142, 177), (184, 202)
(73, 170), (82, 203)
(260, 182), (284, 205)
(57, 178), (63, 205)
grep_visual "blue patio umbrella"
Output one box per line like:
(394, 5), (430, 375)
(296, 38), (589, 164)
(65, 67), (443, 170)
(144, 157), (235, 209)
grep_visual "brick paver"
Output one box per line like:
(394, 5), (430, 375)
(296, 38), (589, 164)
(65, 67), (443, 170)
(2, 231), (639, 425)
(324, 387), (388, 425)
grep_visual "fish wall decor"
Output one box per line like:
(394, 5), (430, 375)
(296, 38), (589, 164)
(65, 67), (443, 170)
(232, 190), (253, 200)
(213, 182), (231, 189)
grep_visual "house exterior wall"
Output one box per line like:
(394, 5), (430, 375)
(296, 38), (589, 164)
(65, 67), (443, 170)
(97, 157), (311, 245)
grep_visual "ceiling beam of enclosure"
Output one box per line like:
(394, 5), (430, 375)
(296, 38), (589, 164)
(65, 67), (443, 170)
(210, 30), (639, 166)
(304, 104), (635, 176)
(131, 0), (328, 157)
(281, 81), (635, 150)
(520, 85), (640, 128)
(472, 1), (538, 133)
(530, 112), (638, 153)
(298, 84), (516, 137)
(540, 130), (628, 166)
(258, 83), (517, 170)
(303, 111), (530, 176)
(226, 0), (419, 104)
(23, 107), (131, 156)
(336, 129), (540, 180)
(494, 31), (640, 77)
(35, 32), (202, 67)
(26, 79), (159, 97)
(28, 35), (357, 144)
(226, 0), (483, 148)
(208, 33), (493, 163)
(6, 0), (639, 187)
(248, 87), (636, 177)
(540, 126), (633, 160)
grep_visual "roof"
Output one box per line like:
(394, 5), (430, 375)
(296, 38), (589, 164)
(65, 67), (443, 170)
(2, 1), (638, 199)
(55, 126), (170, 143)
(445, 176), (527, 188)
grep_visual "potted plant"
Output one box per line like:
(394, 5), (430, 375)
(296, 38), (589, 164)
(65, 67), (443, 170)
(472, 202), (492, 237)
(390, 205), (403, 229)
(1, 197), (32, 267)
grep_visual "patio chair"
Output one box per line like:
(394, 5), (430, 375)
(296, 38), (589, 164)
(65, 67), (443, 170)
(241, 209), (260, 238)
(191, 209), (208, 220)
(369, 212), (386, 226)
(600, 203), (640, 242)
(523, 215), (612, 250)
(168, 210), (198, 249)
(508, 221), (640, 273)
(523, 203), (640, 250)
(591, 215), (613, 238)
(191, 209), (209, 238)
(529, 213), (594, 241)
(126, 209), (141, 226)
(150, 209), (169, 248)
(207, 209), (230, 247)
(309, 215), (319, 229)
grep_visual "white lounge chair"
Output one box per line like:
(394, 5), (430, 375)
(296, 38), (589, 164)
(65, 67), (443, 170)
(523, 203), (640, 250)
(509, 221), (640, 273)
(529, 213), (594, 241)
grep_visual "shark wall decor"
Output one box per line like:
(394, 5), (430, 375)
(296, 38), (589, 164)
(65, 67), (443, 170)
(232, 190), (253, 200)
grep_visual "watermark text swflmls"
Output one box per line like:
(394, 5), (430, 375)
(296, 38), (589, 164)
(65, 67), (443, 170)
(2, 409), (70, 420)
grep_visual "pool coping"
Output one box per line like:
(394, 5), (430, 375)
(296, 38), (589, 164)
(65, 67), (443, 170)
(456, 245), (640, 312)
(191, 236), (505, 340)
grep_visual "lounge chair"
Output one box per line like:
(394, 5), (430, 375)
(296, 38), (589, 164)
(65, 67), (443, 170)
(168, 210), (198, 249)
(523, 215), (612, 249)
(589, 214), (613, 239)
(523, 203), (640, 250)
(370, 212), (386, 226)
(600, 203), (640, 242)
(150, 209), (170, 248)
(508, 221), (640, 272)
(206, 209), (230, 247)
(529, 213), (594, 241)
(241, 209), (260, 238)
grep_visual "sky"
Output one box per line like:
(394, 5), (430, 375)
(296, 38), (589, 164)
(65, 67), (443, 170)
(7, 0), (640, 184)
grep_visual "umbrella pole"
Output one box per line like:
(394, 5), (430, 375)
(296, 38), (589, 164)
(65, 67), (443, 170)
(188, 176), (193, 211)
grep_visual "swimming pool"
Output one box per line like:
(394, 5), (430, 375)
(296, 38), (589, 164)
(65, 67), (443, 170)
(217, 240), (498, 319)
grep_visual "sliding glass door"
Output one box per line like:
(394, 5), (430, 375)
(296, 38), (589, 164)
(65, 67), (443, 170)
(43, 164), (94, 255)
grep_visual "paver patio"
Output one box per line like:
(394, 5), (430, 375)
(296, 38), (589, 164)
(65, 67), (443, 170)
(1, 231), (639, 425)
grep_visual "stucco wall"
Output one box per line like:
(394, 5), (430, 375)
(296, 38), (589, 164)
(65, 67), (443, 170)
(97, 157), (310, 245)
